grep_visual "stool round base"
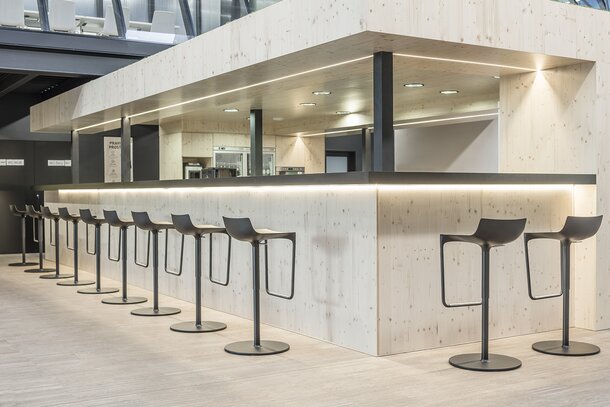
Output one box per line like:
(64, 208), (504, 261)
(77, 287), (120, 295)
(40, 273), (73, 279)
(225, 340), (290, 356)
(102, 296), (148, 305)
(532, 340), (600, 356)
(57, 280), (95, 287)
(9, 262), (38, 267)
(448, 353), (522, 372)
(131, 307), (181, 317)
(170, 321), (227, 333)
(24, 267), (56, 273)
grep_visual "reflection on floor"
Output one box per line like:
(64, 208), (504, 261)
(1, 254), (609, 406)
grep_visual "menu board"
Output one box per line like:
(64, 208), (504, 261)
(104, 137), (132, 183)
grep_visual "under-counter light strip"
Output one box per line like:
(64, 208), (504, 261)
(58, 184), (575, 195)
(394, 53), (536, 72)
(298, 112), (499, 137)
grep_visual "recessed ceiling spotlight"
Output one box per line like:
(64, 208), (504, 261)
(492, 75), (501, 79)
(404, 83), (424, 88)
(312, 91), (332, 95)
(300, 102), (317, 106)
(336, 111), (351, 115)
(440, 90), (459, 95)
(223, 108), (239, 112)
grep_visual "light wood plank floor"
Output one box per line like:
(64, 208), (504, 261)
(1, 253), (609, 406)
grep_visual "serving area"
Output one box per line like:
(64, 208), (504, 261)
(39, 172), (596, 356)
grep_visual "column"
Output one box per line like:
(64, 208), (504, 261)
(71, 130), (79, 184)
(372, 52), (394, 172)
(250, 109), (263, 177)
(121, 116), (131, 182)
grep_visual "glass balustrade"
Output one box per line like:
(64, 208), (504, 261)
(1, 0), (284, 44)
(552, 0), (609, 10)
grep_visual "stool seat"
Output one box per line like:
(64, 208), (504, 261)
(79, 209), (107, 226)
(132, 212), (174, 231)
(103, 210), (134, 227)
(58, 207), (80, 222)
(25, 205), (42, 218)
(9, 205), (26, 217)
(223, 217), (295, 243)
(524, 215), (603, 243)
(441, 218), (527, 248)
(41, 207), (60, 221)
(172, 214), (224, 236)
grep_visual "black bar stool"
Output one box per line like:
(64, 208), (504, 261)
(222, 216), (296, 356)
(101, 210), (147, 305)
(525, 215), (603, 356)
(440, 218), (526, 372)
(24, 205), (55, 274)
(56, 208), (94, 287)
(8, 205), (37, 267)
(170, 214), (230, 333)
(77, 209), (120, 295)
(39, 206), (73, 280)
(130, 211), (181, 316)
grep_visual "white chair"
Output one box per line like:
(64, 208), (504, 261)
(151, 10), (175, 34)
(0, 0), (25, 27)
(102, 5), (130, 36)
(48, 0), (76, 32)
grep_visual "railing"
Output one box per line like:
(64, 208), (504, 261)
(552, 0), (609, 10)
(1, 0), (283, 45)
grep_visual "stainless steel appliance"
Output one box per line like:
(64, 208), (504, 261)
(201, 167), (237, 178)
(213, 146), (276, 176)
(277, 166), (305, 175)
(184, 163), (203, 179)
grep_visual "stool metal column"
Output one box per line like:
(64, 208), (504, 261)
(130, 211), (181, 316)
(8, 205), (37, 267)
(525, 215), (603, 356)
(40, 206), (73, 280)
(440, 218), (526, 372)
(24, 205), (55, 274)
(223, 217), (296, 356)
(77, 209), (119, 295)
(170, 214), (230, 333)
(101, 210), (147, 305)
(56, 208), (95, 287)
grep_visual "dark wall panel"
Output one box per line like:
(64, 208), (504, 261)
(34, 141), (72, 185)
(133, 125), (159, 181)
(79, 134), (105, 183)
(325, 134), (363, 172)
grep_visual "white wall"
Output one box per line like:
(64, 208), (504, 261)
(394, 119), (498, 173)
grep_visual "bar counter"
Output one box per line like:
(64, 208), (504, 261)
(41, 172), (597, 356)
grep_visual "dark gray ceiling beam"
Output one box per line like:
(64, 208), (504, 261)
(0, 74), (37, 99)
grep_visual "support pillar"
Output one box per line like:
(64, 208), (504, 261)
(36, 0), (50, 31)
(250, 109), (263, 177)
(372, 52), (394, 172)
(121, 116), (131, 182)
(111, 0), (127, 38)
(71, 130), (79, 184)
(361, 127), (371, 172)
(178, 0), (196, 37)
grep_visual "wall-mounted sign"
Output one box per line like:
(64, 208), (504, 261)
(64, 160), (71, 167)
(6, 159), (24, 166)
(48, 160), (65, 167)
(0, 159), (6, 166)
(104, 137), (132, 183)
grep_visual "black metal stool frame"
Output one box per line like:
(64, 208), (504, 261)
(440, 218), (526, 372)
(101, 210), (147, 305)
(223, 216), (296, 356)
(56, 208), (95, 287)
(8, 205), (38, 267)
(39, 207), (73, 280)
(169, 213), (231, 333)
(525, 215), (603, 356)
(24, 205), (55, 274)
(130, 211), (181, 317)
(77, 209), (119, 295)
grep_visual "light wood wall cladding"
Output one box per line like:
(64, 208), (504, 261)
(44, 187), (379, 355)
(499, 63), (597, 174)
(376, 186), (584, 355)
(30, 0), (586, 134)
(45, 184), (591, 355)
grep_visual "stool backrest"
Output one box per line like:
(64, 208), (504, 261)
(559, 215), (603, 242)
(171, 214), (196, 235)
(103, 210), (122, 227)
(79, 209), (97, 224)
(473, 218), (526, 246)
(41, 206), (55, 219)
(223, 216), (257, 242)
(58, 207), (74, 222)
(131, 211), (154, 230)
(25, 205), (39, 217)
